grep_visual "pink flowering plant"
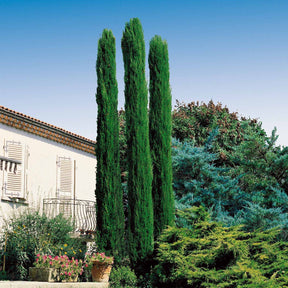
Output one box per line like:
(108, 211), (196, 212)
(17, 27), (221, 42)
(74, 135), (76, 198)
(34, 252), (113, 281)
(84, 252), (114, 270)
(33, 254), (83, 281)
(57, 255), (83, 281)
(34, 254), (54, 268)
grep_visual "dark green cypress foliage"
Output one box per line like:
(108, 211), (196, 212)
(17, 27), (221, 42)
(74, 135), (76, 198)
(121, 18), (153, 264)
(96, 29), (125, 258)
(149, 36), (174, 239)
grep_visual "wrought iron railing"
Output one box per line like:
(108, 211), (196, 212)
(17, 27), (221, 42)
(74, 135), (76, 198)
(43, 198), (96, 234)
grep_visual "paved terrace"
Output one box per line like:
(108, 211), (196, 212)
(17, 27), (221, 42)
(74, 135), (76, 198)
(0, 281), (109, 288)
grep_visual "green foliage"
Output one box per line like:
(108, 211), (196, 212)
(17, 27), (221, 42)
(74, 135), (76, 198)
(172, 100), (288, 195)
(149, 35), (174, 239)
(120, 100), (288, 202)
(172, 100), (245, 154)
(96, 29), (125, 258)
(171, 100), (288, 236)
(110, 265), (138, 288)
(172, 139), (246, 221)
(0, 211), (85, 280)
(119, 109), (127, 182)
(121, 18), (153, 264)
(153, 207), (288, 288)
(172, 138), (288, 234)
(239, 201), (288, 233)
(137, 274), (153, 288)
(0, 271), (8, 280)
(227, 123), (288, 197)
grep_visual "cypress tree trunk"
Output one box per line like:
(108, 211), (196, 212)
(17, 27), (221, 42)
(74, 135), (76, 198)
(121, 18), (153, 264)
(149, 35), (174, 239)
(96, 29), (125, 258)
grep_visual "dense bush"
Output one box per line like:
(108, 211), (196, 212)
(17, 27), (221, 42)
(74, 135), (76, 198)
(172, 138), (288, 233)
(110, 265), (138, 288)
(172, 137), (245, 217)
(172, 100), (288, 196)
(0, 210), (86, 280)
(153, 207), (288, 288)
(172, 100), (246, 149)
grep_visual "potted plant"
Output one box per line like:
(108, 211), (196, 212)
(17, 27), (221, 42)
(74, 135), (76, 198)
(29, 254), (59, 282)
(85, 252), (114, 282)
(30, 254), (83, 282)
(57, 255), (83, 282)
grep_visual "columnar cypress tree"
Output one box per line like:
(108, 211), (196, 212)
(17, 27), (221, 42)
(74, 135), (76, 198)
(121, 18), (153, 264)
(149, 36), (174, 239)
(96, 29), (125, 257)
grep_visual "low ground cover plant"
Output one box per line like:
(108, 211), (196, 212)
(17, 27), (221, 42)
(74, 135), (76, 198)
(152, 207), (288, 288)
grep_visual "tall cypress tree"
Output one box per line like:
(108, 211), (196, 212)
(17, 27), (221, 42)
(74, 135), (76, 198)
(121, 18), (153, 264)
(96, 29), (125, 258)
(149, 36), (174, 239)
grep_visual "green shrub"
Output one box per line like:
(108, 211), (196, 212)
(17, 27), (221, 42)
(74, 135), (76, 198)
(0, 210), (86, 280)
(172, 138), (288, 235)
(153, 207), (288, 288)
(0, 271), (8, 280)
(110, 265), (138, 288)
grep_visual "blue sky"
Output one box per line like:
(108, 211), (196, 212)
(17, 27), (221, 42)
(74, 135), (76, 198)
(1, 0), (287, 145)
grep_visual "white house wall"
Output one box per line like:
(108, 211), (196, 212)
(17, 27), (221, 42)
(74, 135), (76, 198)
(0, 123), (96, 228)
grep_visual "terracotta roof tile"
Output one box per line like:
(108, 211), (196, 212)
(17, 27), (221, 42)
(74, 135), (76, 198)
(0, 106), (96, 155)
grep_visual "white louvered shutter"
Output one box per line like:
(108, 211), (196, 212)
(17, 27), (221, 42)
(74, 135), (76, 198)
(57, 157), (72, 198)
(57, 157), (73, 218)
(3, 141), (24, 198)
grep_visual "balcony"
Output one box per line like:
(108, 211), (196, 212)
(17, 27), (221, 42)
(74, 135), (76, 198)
(0, 156), (21, 173)
(43, 198), (96, 235)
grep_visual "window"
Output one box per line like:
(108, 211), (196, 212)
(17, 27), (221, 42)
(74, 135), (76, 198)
(2, 140), (28, 200)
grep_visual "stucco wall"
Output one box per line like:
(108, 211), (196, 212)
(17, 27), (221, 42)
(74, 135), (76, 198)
(0, 123), (96, 227)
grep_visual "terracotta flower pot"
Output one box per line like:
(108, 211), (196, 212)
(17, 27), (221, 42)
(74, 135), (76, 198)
(29, 267), (59, 282)
(91, 261), (112, 282)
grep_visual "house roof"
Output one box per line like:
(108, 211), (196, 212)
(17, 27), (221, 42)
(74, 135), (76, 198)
(0, 106), (96, 155)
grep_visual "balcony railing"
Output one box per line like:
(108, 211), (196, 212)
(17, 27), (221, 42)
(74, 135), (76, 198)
(43, 198), (96, 234)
